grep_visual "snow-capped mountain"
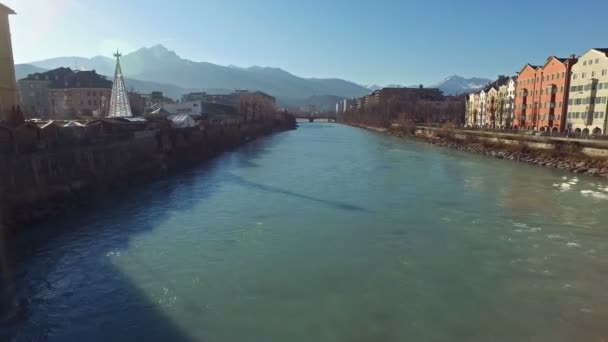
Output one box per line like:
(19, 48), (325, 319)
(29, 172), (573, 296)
(430, 75), (491, 95)
(362, 76), (491, 96)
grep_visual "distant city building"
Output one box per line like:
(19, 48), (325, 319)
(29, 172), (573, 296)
(19, 67), (73, 118)
(51, 71), (112, 118)
(465, 92), (479, 127)
(163, 100), (205, 117)
(566, 48), (608, 135)
(203, 90), (276, 109)
(478, 89), (486, 127)
(128, 92), (146, 115)
(482, 76), (510, 128)
(181, 91), (207, 102)
(505, 77), (517, 128)
(0, 3), (17, 121)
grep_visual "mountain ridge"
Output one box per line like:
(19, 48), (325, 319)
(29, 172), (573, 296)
(17, 45), (491, 107)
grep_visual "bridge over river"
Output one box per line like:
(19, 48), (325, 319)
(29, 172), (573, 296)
(294, 113), (337, 122)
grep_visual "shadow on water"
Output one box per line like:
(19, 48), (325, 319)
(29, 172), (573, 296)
(0, 132), (292, 341)
(224, 173), (371, 213)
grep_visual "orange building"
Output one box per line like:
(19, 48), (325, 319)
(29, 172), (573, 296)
(514, 56), (577, 132)
(514, 64), (541, 130)
(536, 56), (576, 133)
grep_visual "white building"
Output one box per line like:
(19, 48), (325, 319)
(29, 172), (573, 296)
(478, 89), (486, 127)
(566, 48), (608, 135)
(163, 100), (205, 117)
(506, 77), (516, 127)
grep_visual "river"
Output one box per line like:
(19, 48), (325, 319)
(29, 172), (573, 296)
(2, 123), (608, 341)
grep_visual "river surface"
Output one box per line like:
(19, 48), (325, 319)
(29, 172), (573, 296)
(2, 123), (608, 341)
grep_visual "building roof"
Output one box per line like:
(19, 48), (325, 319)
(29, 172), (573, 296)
(55, 70), (112, 89)
(0, 3), (16, 14)
(592, 48), (608, 57)
(21, 67), (74, 82)
(542, 56), (576, 68)
(22, 67), (112, 89)
(517, 64), (540, 76)
(484, 75), (510, 92)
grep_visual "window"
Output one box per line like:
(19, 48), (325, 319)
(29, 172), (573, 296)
(576, 98), (582, 105)
(584, 61), (587, 66)
(603, 69), (607, 76)
(551, 74), (555, 80)
(570, 86), (576, 92)
(562, 72), (565, 78)
(582, 73), (586, 79)
(87, 100), (91, 105)
(568, 99), (573, 105)
(595, 58), (599, 64)
(573, 74), (578, 80)
(559, 102), (562, 108)
(592, 71), (596, 77)
(560, 86), (564, 92)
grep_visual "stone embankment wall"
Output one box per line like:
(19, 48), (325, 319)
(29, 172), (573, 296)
(0, 118), (295, 228)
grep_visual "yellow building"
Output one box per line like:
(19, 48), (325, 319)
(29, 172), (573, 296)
(0, 2), (17, 121)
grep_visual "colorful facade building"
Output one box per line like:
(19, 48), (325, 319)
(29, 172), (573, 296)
(514, 56), (576, 132)
(566, 48), (608, 135)
(536, 56), (576, 133)
(505, 77), (516, 128)
(465, 93), (474, 126)
(514, 64), (541, 130)
(0, 2), (17, 121)
(486, 86), (498, 128)
(496, 79), (513, 128)
(478, 89), (486, 127)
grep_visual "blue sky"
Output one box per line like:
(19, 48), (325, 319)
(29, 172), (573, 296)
(5, 0), (608, 86)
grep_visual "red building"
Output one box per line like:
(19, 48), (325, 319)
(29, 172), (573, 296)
(514, 56), (577, 132)
(514, 64), (541, 130)
(536, 56), (576, 133)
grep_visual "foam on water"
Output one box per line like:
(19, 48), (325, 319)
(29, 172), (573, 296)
(581, 190), (608, 200)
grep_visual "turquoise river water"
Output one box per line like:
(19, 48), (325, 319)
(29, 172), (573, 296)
(2, 123), (608, 341)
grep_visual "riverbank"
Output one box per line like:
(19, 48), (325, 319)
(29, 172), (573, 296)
(0, 117), (296, 231)
(347, 122), (608, 178)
